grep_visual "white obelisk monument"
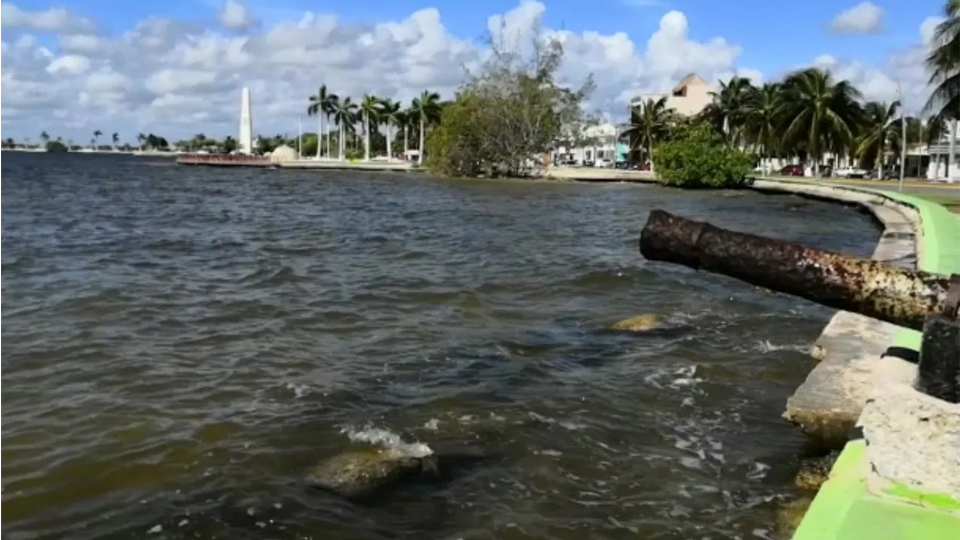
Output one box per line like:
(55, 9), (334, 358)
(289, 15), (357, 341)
(238, 87), (253, 154)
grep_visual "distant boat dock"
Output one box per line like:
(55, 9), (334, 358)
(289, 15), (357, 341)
(176, 153), (419, 172)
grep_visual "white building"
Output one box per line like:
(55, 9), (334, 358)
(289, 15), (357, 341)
(925, 120), (959, 182)
(551, 123), (627, 166)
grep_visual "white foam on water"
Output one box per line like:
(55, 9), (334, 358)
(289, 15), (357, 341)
(284, 382), (309, 398)
(755, 339), (811, 354)
(423, 418), (440, 430)
(747, 461), (771, 480)
(339, 426), (433, 458)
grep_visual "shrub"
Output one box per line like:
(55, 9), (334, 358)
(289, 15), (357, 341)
(654, 122), (753, 188)
(45, 140), (69, 153)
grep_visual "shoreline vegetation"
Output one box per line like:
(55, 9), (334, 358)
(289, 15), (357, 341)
(4, 3), (956, 190)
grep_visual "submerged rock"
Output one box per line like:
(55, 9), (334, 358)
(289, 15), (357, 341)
(611, 314), (662, 332)
(305, 445), (497, 502)
(794, 451), (840, 491)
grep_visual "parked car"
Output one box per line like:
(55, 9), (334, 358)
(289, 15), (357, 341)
(779, 164), (804, 176)
(594, 158), (613, 168)
(834, 167), (868, 179)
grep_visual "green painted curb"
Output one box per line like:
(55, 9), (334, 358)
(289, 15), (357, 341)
(786, 186), (960, 540)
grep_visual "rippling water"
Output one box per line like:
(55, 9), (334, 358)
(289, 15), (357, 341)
(1, 153), (879, 540)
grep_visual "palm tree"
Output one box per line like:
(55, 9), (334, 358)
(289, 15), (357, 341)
(411, 90), (441, 165)
(111, 132), (119, 150)
(308, 85), (338, 159)
(137, 133), (146, 150)
(360, 94), (382, 161)
(924, 0), (960, 121)
(93, 130), (102, 148)
(778, 68), (863, 177)
(705, 76), (754, 145)
(743, 83), (783, 173)
(332, 97), (358, 161)
(624, 96), (675, 172)
(856, 101), (900, 177)
(396, 109), (412, 158)
(379, 98), (402, 161)
(40, 131), (50, 143)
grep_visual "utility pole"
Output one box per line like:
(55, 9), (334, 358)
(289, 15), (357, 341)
(897, 81), (906, 192)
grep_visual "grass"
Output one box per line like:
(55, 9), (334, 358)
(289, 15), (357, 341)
(909, 193), (960, 213)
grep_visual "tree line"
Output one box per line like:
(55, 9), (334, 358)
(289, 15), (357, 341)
(628, 2), (957, 183)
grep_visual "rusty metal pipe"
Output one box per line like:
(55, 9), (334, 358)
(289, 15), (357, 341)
(639, 209), (952, 331)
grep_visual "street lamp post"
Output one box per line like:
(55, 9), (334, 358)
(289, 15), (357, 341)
(896, 82), (907, 192)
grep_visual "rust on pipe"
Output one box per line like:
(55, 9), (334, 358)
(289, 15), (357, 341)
(639, 209), (953, 331)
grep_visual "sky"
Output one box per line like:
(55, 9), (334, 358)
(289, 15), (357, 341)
(0, 0), (950, 144)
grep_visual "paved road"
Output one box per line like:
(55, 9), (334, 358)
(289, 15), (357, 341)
(765, 176), (960, 198)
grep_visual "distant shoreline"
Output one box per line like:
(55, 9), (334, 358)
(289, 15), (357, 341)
(1, 147), (179, 157)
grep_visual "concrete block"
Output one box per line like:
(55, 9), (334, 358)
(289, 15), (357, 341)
(860, 382), (960, 506)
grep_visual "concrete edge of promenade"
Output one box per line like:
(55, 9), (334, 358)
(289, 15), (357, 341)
(751, 178), (960, 539)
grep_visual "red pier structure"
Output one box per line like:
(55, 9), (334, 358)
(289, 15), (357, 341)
(176, 154), (274, 167)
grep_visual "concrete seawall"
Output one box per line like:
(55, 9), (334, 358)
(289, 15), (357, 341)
(750, 179), (960, 540)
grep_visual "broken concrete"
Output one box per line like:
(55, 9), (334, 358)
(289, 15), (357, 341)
(860, 382), (960, 506)
(751, 181), (923, 448)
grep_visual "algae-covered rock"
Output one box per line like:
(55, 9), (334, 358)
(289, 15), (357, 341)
(305, 444), (496, 502)
(794, 451), (840, 491)
(611, 314), (663, 332)
(305, 449), (435, 500)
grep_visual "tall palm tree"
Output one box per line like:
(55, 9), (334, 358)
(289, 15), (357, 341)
(137, 133), (146, 150)
(924, 0), (960, 121)
(705, 76), (754, 146)
(40, 131), (50, 143)
(743, 83), (783, 173)
(111, 132), (119, 150)
(360, 94), (382, 161)
(411, 90), (441, 165)
(778, 68), (863, 177)
(308, 85), (338, 159)
(856, 101), (900, 177)
(624, 96), (675, 172)
(332, 97), (358, 161)
(93, 130), (102, 147)
(379, 98), (402, 161)
(396, 109), (412, 158)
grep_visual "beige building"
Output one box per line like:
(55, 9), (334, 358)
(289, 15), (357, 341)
(630, 73), (713, 117)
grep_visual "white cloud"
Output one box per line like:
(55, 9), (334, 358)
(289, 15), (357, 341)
(1, 4), (95, 33)
(217, 1), (256, 31)
(807, 18), (937, 113)
(46, 54), (91, 76)
(829, 2), (884, 34)
(0, 0), (938, 142)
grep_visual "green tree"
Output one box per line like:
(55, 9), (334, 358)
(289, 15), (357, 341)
(426, 34), (593, 177)
(412, 90), (441, 165)
(856, 101), (900, 175)
(778, 68), (863, 177)
(379, 98), (402, 160)
(40, 131), (50, 143)
(702, 76), (754, 145)
(360, 93), (381, 161)
(924, 0), (959, 121)
(46, 140), (69, 153)
(111, 132), (119, 149)
(308, 84), (337, 159)
(742, 83), (783, 173)
(655, 121), (753, 188)
(331, 97), (358, 160)
(222, 135), (238, 153)
(624, 96), (675, 171)
(93, 129), (102, 147)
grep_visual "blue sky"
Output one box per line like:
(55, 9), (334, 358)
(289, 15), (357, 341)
(10, 0), (942, 72)
(0, 0), (947, 140)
